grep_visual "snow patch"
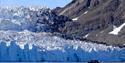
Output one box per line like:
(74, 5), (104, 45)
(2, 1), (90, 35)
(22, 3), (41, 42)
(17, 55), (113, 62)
(84, 11), (88, 14)
(100, 31), (104, 33)
(83, 33), (89, 38)
(96, 34), (98, 37)
(109, 23), (125, 35)
(72, 17), (78, 21)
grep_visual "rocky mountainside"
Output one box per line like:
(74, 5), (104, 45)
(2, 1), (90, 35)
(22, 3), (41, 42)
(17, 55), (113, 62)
(55, 0), (125, 46)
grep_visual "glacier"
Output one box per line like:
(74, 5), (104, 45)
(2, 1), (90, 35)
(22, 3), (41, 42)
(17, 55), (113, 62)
(0, 30), (124, 62)
(0, 7), (71, 32)
(0, 7), (125, 62)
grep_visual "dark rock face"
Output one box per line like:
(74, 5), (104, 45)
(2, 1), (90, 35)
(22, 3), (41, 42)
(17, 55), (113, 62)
(33, 9), (72, 32)
(55, 0), (125, 45)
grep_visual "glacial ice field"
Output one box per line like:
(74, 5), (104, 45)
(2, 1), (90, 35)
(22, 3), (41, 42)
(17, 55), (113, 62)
(0, 7), (125, 62)
(0, 30), (125, 62)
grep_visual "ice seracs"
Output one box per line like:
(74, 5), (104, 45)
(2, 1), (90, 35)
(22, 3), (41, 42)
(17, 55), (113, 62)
(109, 23), (125, 35)
(11, 19), (21, 25)
(29, 43), (33, 50)
(17, 42), (25, 49)
(0, 30), (122, 51)
(0, 30), (124, 61)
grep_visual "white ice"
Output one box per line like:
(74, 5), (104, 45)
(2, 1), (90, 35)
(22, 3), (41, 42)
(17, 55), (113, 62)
(84, 11), (88, 14)
(109, 23), (125, 35)
(72, 17), (78, 21)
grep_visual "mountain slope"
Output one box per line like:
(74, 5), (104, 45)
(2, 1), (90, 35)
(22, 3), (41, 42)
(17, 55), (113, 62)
(56, 0), (125, 45)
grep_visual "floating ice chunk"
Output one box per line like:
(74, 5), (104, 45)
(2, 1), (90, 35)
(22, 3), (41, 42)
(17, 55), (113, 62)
(109, 23), (125, 35)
